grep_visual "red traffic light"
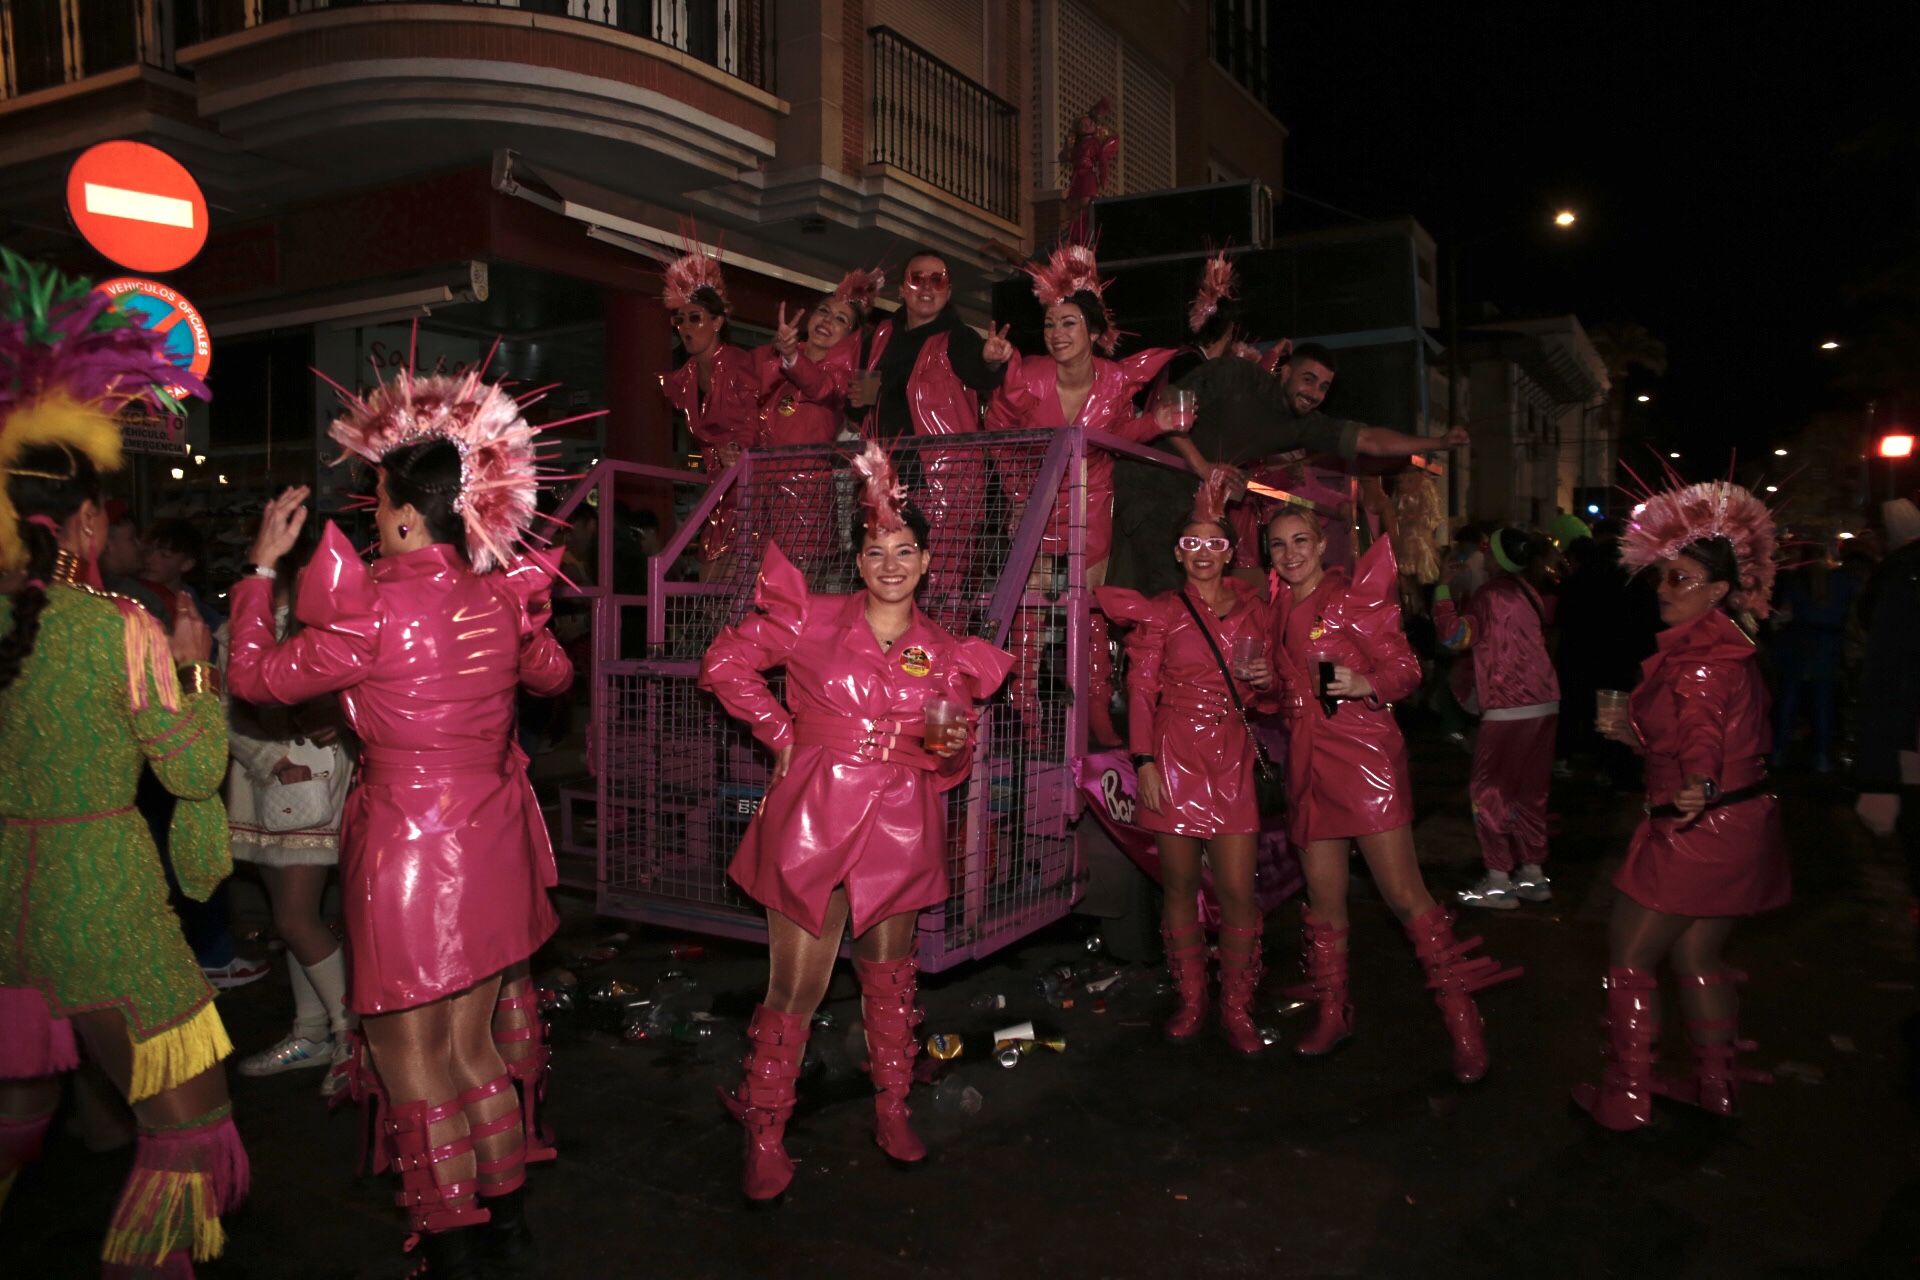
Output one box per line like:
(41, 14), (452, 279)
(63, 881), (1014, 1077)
(1879, 433), (1915, 459)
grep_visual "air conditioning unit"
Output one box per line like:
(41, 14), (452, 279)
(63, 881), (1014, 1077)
(1088, 179), (1272, 266)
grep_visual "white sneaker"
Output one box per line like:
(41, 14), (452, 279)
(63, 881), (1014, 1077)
(238, 1033), (333, 1077)
(318, 1035), (354, 1099)
(1456, 875), (1520, 911)
(1512, 866), (1554, 903)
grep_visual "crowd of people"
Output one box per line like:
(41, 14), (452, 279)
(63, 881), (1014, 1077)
(2, 226), (1913, 1278)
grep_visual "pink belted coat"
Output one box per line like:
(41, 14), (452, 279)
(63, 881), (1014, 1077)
(698, 545), (1015, 937)
(1097, 578), (1272, 838)
(1271, 538), (1423, 848)
(661, 343), (761, 566)
(1616, 607), (1789, 916)
(984, 350), (1177, 567)
(227, 523), (573, 1013)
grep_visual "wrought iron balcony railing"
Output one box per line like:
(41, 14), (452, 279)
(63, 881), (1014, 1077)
(867, 25), (1017, 222)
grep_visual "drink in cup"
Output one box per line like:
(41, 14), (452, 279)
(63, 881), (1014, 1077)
(923, 698), (965, 753)
(851, 368), (882, 407)
(1596, 689), (1630, 735)
(1230, 635), (1260, 680)
(1161, 388), (1197, 432)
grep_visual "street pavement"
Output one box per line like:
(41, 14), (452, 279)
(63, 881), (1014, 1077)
(7, 729), (1917, 1278)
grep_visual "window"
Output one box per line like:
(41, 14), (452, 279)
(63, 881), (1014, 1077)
(1040, 1), (1175, 194)
(1210, 0), (1274, 111)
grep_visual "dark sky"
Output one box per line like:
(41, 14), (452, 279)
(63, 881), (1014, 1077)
(1271, 2), (1919, 468)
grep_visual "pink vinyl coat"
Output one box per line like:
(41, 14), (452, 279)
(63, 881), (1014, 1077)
(227, 523), (572, 1013)
(1432, 575), (1560, 710)
(698, 545), (1014, 937)
(1271, 538), (1422, 848)
(1097, 578), (1271, 838)
(661, 343), (760, 565)
(984, 349), (1177, 566)
(1615, 607), (1790, 916)
(753, 341), (854, 561)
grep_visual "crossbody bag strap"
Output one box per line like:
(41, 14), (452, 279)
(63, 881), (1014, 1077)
(1177, 593), (1273, 772)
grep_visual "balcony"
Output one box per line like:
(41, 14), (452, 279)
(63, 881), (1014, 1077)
(867, 25), (1017, 222)
(0, 0), (195, 100)
(197, 0), (773, 91)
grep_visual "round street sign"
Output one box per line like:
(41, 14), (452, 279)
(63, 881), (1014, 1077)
(94, 276), (212, 400)
(66, 141), (209, 273)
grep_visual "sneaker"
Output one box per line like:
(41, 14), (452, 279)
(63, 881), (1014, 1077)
(318, 1036), (354, 1099)
(1456, 874), (1520, 911)
(202, 956), (271, 990)
(1513, 866), (1554, 903)
(238, 1033), (333, 1077)
(1552, 759), (1574, 779)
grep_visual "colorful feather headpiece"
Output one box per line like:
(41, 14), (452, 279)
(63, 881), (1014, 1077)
(1189, 468), (1232, 531)
(850, 439), (908, 536)
(324, 353), (557, 575)
(1188, 251), (1237, 334)
(832, 267), (887, 315)
(660, 236), (729, 313)
(1025, 243), (1118, 354)
(1620, 480), (1778, 619)
(1, 249), (204, 573)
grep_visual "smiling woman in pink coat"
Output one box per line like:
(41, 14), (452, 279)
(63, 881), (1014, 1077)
(229, 368), (572, 1274)
(700, 442), (1013, 1203)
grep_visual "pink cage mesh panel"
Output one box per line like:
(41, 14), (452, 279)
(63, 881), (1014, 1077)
(598, 433), (1086, 969)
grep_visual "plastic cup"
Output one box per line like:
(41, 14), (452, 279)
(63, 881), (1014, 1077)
(1596, 689), (1630, 733)
(1230, 635), (1260, 679)
(1164, 388), (1197, 432)
(852, 369), (882, 404)
(923, 698), (964, 753)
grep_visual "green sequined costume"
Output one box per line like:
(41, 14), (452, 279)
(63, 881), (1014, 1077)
(0, 584), (234, 1099)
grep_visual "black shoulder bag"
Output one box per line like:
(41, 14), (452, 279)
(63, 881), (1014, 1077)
(1178, 594), (1279, 786)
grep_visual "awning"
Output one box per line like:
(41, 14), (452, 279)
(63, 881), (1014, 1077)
(204, 262), (489, 338)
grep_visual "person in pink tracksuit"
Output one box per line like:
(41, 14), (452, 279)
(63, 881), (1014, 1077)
(230, 368), (572, 1274)
(1096, 483), (1275, 1053)
(700, 443), (1013, 1203)
(1434, 526), (1560, 909)
(1267, 510), (1522, 1084)
(1574, 481), (1789, 1131)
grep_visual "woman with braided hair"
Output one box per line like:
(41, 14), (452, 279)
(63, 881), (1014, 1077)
(1574, 481), (1789, 1131)
(228, 362), (572, 1277)
(0, 253), (244, 1277)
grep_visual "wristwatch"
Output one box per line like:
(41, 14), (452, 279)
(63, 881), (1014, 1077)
(245, 564), (276, 580)
(1700, 778), (1719, 803)
(1131, 753), (1156, 769)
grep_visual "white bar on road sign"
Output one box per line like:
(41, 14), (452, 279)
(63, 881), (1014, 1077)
(83, 183), (195, 229)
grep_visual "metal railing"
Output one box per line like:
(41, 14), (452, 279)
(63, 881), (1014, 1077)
(196, 0), (773, 91)
(867, 25), (1018, 221)
(0, 0), (187, 100)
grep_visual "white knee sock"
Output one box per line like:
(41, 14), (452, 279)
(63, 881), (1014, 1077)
(288, 955), (328, 1041)
(305, 946), (350, 1038)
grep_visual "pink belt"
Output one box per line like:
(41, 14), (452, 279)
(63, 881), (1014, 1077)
(359, 744), (511, 784)
(792, 713), (941, 771)
(1158, 689), (1233, 725)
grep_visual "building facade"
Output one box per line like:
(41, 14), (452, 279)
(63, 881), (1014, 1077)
(1457, 315), (1611, 529)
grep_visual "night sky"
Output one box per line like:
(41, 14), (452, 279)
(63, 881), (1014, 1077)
(1272, 3), (1919, 471)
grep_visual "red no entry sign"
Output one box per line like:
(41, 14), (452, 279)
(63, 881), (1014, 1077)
(65, 141), (208, 273)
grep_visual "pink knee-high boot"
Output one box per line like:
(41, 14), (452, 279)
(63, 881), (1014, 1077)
(1405, 904), (1522, 1083)
(1290, 908), (1353, 1057)
(719, 1005), (809, 1201)
(1160, 924), (1211, 1043)
(1572, 966), (1661, 1130)
(854, 951), (928, 1164)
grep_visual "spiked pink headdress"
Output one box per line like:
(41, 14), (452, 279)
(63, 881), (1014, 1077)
(850, 439), (908, 536)
(661, 239), (729, 313)
(1188, 251), (1237, 335)
(832, 267), (886, 316)
(326, 358), (557, 575)
(1025, 243), (1118, 355)
(1189, 468), (1231, 531)
(1620, 480), (1778, 619)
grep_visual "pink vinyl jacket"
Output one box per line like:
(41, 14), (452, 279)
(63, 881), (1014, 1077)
(1271, 538), (1422, 848)
(753, 340), (855, 560)
(698, 545), (1014, 937)
(984, 349), (1177, 566)
(1615, 606), (1789, 916)
(1433, 574), (1560, 712)
(1097, 577), (1271, 838)
(227, 523), (572, 1013)
(661, 343), (760, 565)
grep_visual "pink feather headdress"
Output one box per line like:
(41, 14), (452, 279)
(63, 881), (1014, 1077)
(1189, 468), (1231, 530)
(1188, 251), (1237, 334)
(833, 267), (886, 315)
(661, 238), (729, 313)
(850, 439), (908, 536)
(1025, 243), (1118, 354)
(326, 361), (553, 575)
(1619, 480), (1778, 619)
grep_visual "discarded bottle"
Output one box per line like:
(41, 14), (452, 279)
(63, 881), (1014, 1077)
(668, 943), (706, 961)
(969, 992), (1008, 1012)
(932, 1076), (984, 1116)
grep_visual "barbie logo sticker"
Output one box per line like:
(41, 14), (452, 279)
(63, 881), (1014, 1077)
(899, 645), (932, 678)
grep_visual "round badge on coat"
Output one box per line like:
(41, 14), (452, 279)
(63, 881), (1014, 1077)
(899, 645), (932, 677)
(1308, 619), (1326, 640)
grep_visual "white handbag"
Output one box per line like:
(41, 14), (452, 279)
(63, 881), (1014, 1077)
(261, 738), (350, 833)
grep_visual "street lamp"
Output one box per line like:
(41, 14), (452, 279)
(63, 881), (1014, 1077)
(1668, 451), (1681, 459)
(1446, 208), (1581, 429)
(1636, 394), (1651, 403)
(1880, 433), (1915, 459)
(1774, 447), (1788, 456)
(1765, 484), (1779, 493)
(1819, 340), (1840, 351)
